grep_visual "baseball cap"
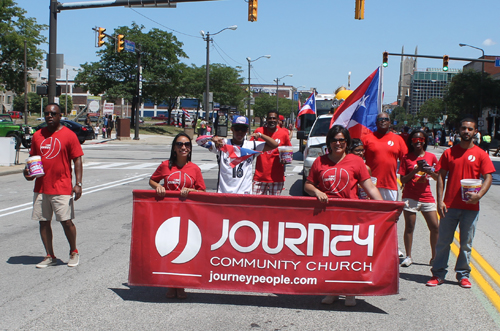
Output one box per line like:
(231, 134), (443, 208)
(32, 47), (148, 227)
(279, 115), (285, 121)
(232, 116), (249, 126)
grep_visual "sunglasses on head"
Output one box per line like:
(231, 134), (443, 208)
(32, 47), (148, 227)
(175, 141), (191, 148)
(412, 137), (425, 143)
(44, 111), (59, 117)
(377, 117), (390, 122)
(233, 125), (248, 132)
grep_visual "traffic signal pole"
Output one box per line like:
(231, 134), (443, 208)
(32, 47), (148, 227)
(383, 52), (494, 65)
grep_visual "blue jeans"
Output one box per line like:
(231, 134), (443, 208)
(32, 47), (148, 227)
(431, 208), (479, 280)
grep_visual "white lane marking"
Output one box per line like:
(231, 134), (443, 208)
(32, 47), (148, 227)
(0, 173), (149, 218)
(122, 162), (160, 169)
(87, 162), (131, 169)
(198, 163), (218, 170)
(83, 162), (103, 167)
(292, 166), (303, 173)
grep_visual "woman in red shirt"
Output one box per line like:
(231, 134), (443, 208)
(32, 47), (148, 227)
(149, 132), (206, 299)
(305, 125), (382, 307)
(398, 130), (439, 267)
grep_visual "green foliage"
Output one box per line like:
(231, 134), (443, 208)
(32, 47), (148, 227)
(389, 106), (418, 129)
(13, 92), (43, 112)
(58, 95), (73, 114)
(0, 0), (47, 92)
(444, 70), (500, 125)
(417, 98), (445, 126)
(253, 93), (276, 119)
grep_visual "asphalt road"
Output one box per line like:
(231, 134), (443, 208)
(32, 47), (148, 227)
(1, 137), (499, 330)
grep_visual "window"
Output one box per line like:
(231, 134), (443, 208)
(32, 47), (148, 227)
(7, 96), (11, 104)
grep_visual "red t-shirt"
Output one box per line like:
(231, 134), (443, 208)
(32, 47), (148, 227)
(362, 131), (408, 190)
(398, 152), (439, 203)
(151, 161), (206, 191)
(252, 127), (292, 183)
(439, 145), (495, 211)
(30, 126), (84, 195)
(307, 154), (370, 199)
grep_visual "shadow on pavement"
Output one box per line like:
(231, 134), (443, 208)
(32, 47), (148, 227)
(110, 285), (388, 313)
(6, 255), (63, 266)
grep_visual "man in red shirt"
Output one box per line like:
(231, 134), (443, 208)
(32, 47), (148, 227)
(362, 112), (408, 201)
(252, 111), (292, 195)
(426, 118), (495, 288)
(24, 103), (84, 268)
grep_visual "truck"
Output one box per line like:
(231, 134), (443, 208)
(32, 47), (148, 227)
(296, 93), (334, 152)
(0, 114), (33, 149)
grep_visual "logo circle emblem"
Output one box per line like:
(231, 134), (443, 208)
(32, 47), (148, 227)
(155, 216), (202, 264)
(468, 155), (476, 162)
(387, 140), (394, 147)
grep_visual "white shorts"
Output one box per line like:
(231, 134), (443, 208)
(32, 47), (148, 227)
(378, 188), (398, 201)
(32, 193), (74, 222)
(403, 198), (437, 213)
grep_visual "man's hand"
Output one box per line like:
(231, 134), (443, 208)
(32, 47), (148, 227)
(211, 136), (225, 149)
(23, 167), (35, 181)
(73, 185), (82, 201)
(465, 191), (481, 204)
(437, 200), (447, 218)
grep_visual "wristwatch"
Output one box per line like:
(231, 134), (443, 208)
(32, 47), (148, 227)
(76, 182), (82, 187)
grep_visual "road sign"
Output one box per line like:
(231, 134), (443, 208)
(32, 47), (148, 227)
(495, 57), (500, 67)
(124, 40), (135, 53)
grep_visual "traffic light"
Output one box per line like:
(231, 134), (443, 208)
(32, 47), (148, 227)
(98, 27), (106, 47)
(248, 0), (258, 22)
(355, 0), (365, 20)
(443, 55), (449, 71)
(117, 34), (125, 53)
(383, 52), (389, 67)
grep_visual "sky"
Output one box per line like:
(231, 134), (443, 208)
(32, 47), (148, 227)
(18, 0), (500, 104)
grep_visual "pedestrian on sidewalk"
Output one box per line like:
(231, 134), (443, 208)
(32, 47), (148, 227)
(149, 132), (206, 299)
(24, 103), (83, 269)
(426, 118), (495, 288)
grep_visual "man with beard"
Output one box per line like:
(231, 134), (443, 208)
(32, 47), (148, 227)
(24, 103), (83, 268)
(426, 118), (495, 288)
(210, 116), (277, 194)
(251, 111), (292, 195)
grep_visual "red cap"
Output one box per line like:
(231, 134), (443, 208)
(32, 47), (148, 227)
(279, 115), (285, 121)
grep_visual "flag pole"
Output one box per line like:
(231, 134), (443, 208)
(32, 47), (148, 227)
(378, 66), (383, 114)
(313, 88), (317, 118)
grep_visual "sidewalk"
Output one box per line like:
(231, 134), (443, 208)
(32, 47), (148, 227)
(0, 133), (177, 177)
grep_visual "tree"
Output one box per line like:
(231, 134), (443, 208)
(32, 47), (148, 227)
(58, 95), (73, 114)
(444, 70), (500, 125)
(253, 93), (276, 124)
(75, 23), (187, 104)
(0, 0), (47, 92)
(417, 98), (445, 127)
(389, 106), (418, 129)
(13, 92), (44, 113)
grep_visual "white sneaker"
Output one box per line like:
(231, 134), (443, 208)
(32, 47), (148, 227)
(321, 295), (339, 304)
(398, 249), (405, 258)
(345, 296), (357, 307)
(68, 252), (79, 267)
(400, 256), (413, 267)
(36, 256), (57, 268)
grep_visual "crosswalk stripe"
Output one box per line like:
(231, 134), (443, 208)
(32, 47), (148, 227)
(82, 162), (304, 172)
(292, 166), (303, 173)
(122, 162), (160, 169)
(198, 163), (218, 170)
(87, 162), (131, 169)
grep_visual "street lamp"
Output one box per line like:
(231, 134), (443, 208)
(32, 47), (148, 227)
(459, 43), (485, 116)
(246, 55), (271, 118)
(274, 74), (293, 113)
(200, 25), (237, 122)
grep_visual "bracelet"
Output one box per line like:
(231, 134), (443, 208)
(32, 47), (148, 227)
(258, 132), (262, 138)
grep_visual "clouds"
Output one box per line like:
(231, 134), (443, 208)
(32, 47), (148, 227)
(483, 39), (497, 46)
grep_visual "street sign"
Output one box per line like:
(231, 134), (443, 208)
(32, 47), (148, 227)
(124, 40), (135, 53)
(495, 57), (500, 67)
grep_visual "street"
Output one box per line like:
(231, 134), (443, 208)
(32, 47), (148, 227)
(1, 136), (500, 330)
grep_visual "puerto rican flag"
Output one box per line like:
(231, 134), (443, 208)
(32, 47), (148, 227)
(182, 108), (191, 119)
(330, 67), (382, 139)
(297, 92), (316, 117)
(219, 144), (261, 168)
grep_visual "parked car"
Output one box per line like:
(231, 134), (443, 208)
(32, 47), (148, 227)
(0, 114), (33, 149)
(8, 111), (23, 119)
(34, 120), (94, 144)
(152, 114), (168, 120)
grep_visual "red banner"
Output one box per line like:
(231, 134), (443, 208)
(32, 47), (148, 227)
(129, 190), (404, 296)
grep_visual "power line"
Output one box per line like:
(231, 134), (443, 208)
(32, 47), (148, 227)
(213, 41), (244, 66)
(129, 8), (201, 39)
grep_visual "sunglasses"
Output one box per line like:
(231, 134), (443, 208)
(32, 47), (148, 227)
(233, 125), (248, 132)
(377, 117), (390, 122)
(175, 142), (191, 148)
(412, 137), (425, 143)
(44, 111), (59, 117)
(331, 138), (346, 143)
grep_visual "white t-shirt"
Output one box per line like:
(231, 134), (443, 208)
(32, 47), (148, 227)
(211, 139), (265, 194)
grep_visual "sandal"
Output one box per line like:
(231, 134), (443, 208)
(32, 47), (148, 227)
(165, 288), (176, 299)
(176, 288), (187, 299)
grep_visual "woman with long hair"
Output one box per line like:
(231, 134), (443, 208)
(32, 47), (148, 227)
(149, 132), (206, 299)
(305, 125), (382, 306)
(398, 129), (439, 267)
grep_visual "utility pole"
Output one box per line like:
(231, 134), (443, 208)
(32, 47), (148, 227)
(134, 49), (142, 140)
(24, 40), (28, 125)
(48, 0), (57, 103)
